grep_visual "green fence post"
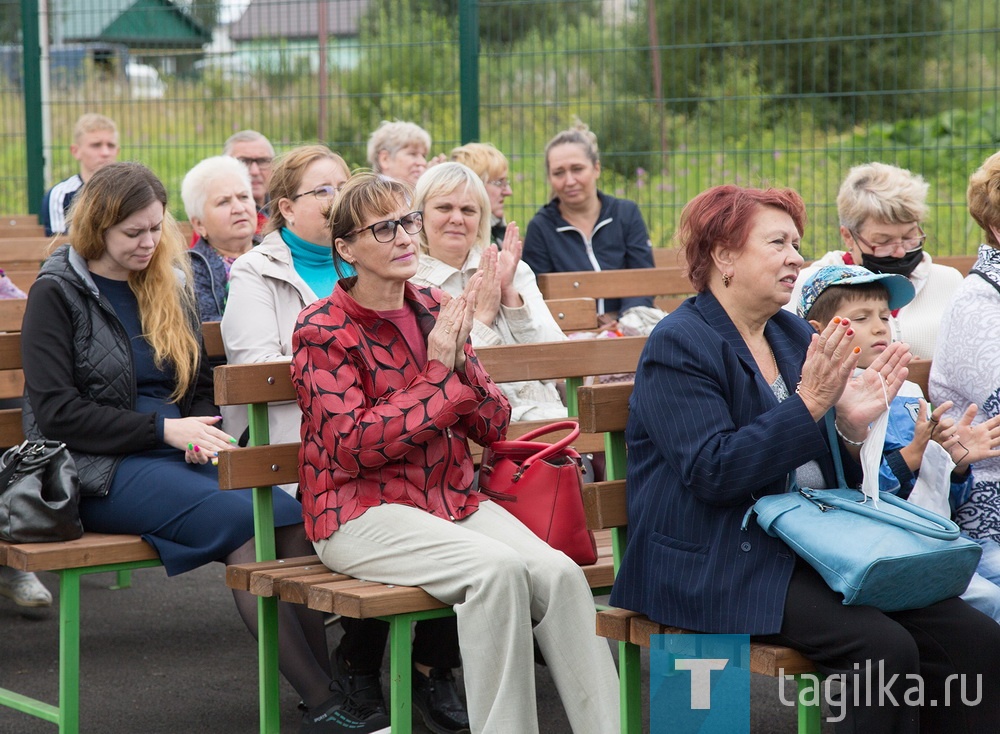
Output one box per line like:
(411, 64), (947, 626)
(20, 0), (44, 215)
(458, 0), (479, 143)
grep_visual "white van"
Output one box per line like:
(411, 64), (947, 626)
(126, 62), (166, 99)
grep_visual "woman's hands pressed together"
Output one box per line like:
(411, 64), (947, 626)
(163, 415), (237, 464)
(428, 272), (481, 372)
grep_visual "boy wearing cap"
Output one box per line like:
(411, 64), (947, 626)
(799, 264), (1000, 618)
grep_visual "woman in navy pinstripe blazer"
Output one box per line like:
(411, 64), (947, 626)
(610, 185), (1000, 733)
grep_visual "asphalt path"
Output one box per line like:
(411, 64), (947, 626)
(0, 564), (832, 733)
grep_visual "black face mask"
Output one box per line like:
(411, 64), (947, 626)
(860, 248), (923, 277)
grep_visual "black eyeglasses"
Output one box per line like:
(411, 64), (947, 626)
(347, 211), (423, 243)
(290, 185), (341, 202)
(236, 156), (273, 171)
(850, 226), (926, 257)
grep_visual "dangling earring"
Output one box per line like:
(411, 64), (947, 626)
(723, 272), (732, 288)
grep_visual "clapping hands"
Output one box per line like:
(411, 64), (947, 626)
(428, 272), (481, 372)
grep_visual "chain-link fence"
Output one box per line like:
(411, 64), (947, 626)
(3, 0), (1000, 256)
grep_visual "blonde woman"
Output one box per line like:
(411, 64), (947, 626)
(411, 162), (568, 421)
(367, 120), (446, 186)
(450, 142), (514, 246)
(789, 162), (963, 359)
(19, 163), (382, 733)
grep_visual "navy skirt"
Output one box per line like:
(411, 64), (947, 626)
(79, 449), (303, 576)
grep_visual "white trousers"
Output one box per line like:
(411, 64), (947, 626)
(313, 500), (620, 734)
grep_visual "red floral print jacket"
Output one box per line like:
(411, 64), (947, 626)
(291, 278), (511, 542)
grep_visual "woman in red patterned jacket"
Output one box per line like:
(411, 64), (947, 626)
(291, 172), (619, 734)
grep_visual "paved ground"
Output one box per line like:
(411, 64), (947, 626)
(0, 564), (832, 733)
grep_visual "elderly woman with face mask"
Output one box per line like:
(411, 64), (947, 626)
(181, 156), (258, 321)
(788, 162), (964, 359)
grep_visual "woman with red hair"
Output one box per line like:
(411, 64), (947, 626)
(611, 184), (1000, 733)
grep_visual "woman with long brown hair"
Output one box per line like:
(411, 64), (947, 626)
(19, 162), (385, 733)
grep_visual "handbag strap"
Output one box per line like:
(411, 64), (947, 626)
(787, 411), (846, 494)
(798, 487), (961, 540)
(490, 420), (581, 479)
(0, 443), (28, 490)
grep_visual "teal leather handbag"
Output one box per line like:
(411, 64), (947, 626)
(747, 413), (982, 612)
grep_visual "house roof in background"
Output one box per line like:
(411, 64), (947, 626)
(59, 0), (211, 47)
(230, 0), (370, 41)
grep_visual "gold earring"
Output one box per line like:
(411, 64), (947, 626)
(723, 272), (732, 288)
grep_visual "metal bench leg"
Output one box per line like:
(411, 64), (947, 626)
(619, 640), (642, 734)
(58, 568), (83, 734)
(110, 570), (132, 589)
(388, 614), (414, 734)
(796, 674), (822, 734)
(257, 596), (281, 733)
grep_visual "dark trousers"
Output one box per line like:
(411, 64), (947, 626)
(339, 616), (461, 672)
(758, 557), (1000, 733)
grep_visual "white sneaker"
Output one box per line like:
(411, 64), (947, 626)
(0, 566), (53, 607)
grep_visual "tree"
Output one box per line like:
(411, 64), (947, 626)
(652, 0), (946, 124)
(0, 0), (20, 44)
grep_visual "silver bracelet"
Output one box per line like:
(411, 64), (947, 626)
(834, 419), (867, 446)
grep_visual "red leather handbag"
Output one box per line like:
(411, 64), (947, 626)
(478, 421), (598, 565)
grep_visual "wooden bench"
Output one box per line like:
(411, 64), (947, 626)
(0, 215), (45, 238)
(0, 320), (233, 733)
(0, 332), (162, 734)
(215, 335), (648, 734)
(537, 267), (695, 314)
(576, 381), (824, 734)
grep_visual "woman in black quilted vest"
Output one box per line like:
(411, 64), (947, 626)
(19, 162), (390, 734)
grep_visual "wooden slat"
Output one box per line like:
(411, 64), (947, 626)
(0, 298), (26, 332)
(536, 267), (693, 301)
(0, 540), (9, 564)
(581, 555), (614, 589)
(215, 337), (647, 406)
(226, 555), (321, 591)
(750, 643), (817, 676)
(577, 383), (633, 434)
(0, 332), (22, 370)
(0, 237), (55, 260)
(3, 533), (157, 572)
(214, 362), (296, 405)
(0, 215), (44, 229)
(936, 255), (976, 276)
(652, 248), (685, 267)
(0, 408), (24, 447)
(583, 481), (628, 531)
(545, 297), (598, 332)
(477, 336), (646, 383)
(324, 580), (449, 618)
(216, 442), (300, 489)
(202, 320), (225, 360)
(595, 607), (642, 642)
(275, 569), (353, 605)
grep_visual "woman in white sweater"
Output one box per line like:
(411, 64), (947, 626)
(788, 162), (962, 359)
(931, 150), (1000, 600)
(410, 162), (567, 421)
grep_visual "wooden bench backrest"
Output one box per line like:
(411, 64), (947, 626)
(214, 336), (648, 490)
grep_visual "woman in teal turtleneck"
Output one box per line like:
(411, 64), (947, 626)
(221, 145), (352, 454)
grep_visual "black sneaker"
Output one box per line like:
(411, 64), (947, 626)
(411, 666), (471, 734)
(300, 687), (391, 734)
(332, 645), (387, 715)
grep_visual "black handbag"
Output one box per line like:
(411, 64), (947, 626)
(0, 440), (83, 543)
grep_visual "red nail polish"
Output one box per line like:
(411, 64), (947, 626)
(845, 329), (854, 336)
